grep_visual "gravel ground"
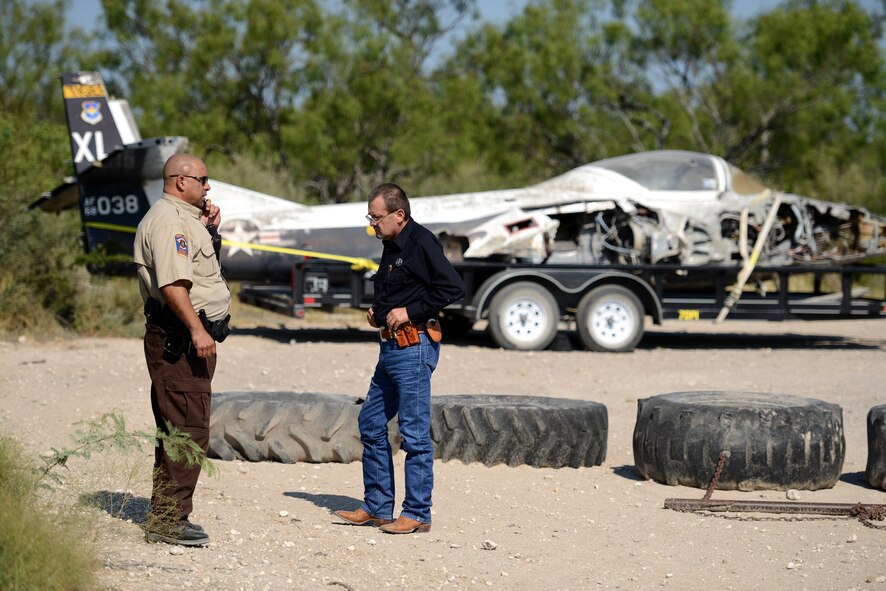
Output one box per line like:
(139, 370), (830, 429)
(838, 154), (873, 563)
(1, 316), (885, 591)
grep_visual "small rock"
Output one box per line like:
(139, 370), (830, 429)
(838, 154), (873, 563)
(786, 489), (801, 500)
(169, 546), (184, 556)
(279, 510), (289, 517)
(877, 576), (886, 583)
(786, 562), (797, 570)
(481, 540), (498, 550)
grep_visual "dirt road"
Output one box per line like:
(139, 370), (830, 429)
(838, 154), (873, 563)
(1, 318), (884, 590)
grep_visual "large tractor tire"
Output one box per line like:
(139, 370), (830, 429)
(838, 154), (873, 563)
(487, 282), (559, 351)
(866, 404), (886, 490)
(632, 391), (844, 491)
(208, 392), (398, 464)
(430, 395), (608, 468)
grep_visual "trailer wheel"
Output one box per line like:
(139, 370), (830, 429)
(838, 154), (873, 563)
(487, 282), (559, 350)
(576, 285), (644, 352)
(208, 392), (398, 464)
(866, 404), (886, 490)
(431, 395), (607, 468)
(633, 391), (845, 491)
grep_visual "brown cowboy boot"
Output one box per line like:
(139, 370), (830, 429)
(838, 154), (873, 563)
(334, 508), (393, 527)
(379, 516), (431, 534)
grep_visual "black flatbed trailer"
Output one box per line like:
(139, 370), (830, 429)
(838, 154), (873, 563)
(238, 261), (886, 352)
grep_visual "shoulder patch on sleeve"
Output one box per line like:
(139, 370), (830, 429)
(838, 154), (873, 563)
(175, 234), (189, 256)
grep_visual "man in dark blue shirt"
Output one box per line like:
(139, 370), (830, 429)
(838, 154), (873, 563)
(335, 183), (466, 534)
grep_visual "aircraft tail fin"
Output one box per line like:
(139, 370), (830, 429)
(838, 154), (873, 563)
(61, 71), (141, 175)
(38, 73), (187, 265)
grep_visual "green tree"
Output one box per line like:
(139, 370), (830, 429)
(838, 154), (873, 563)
(630, 0), (885, 211)
(102, 0), (325, 189)
(287, 0), (480, 202)
(737, 0), (885, 210)
(0, 0), (105, 333)
(449, 0), (671, 182)
(1, 0), (75, 117)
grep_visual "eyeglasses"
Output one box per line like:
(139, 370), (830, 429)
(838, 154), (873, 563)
(168, 174), (209, 185)
(365, 211), (396, 225)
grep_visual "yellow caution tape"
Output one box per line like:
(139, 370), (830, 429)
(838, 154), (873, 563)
(222, 240), (378, 271)
(83, 221), (378, 271)
(84, 221), (136, 234)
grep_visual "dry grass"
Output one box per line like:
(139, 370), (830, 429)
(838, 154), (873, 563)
(0, 436), (98, 591)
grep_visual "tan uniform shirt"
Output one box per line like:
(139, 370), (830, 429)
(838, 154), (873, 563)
(133, 193), (230, 321)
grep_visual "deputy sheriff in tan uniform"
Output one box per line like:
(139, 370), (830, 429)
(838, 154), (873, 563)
(133, 153), (230, 547)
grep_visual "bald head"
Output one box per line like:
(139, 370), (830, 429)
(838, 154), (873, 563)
(163, 153), (210, 207)
(163, 154), (204, 187)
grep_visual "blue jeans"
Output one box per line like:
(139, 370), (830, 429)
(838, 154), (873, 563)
(358, 333), (439, 523)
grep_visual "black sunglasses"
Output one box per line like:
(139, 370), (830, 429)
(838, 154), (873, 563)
(168, 174), (209, 185)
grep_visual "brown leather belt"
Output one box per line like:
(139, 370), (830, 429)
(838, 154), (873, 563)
(379, 322), (425, 341)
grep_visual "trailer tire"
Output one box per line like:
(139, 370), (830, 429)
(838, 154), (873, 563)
(431, 395), (607, 468)
(632, 391), (845, 491)
(487, 282), (559, 351)
(208, 392), (398, 463)
(866, 404), (886, 490)
(576, 284), (644, 352)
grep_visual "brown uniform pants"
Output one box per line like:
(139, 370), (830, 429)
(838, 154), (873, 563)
(144, 325), (216, 521)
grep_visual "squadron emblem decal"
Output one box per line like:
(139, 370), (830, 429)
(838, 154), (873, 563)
(175, 234), (189, 256)
(80, 101), (103, 125)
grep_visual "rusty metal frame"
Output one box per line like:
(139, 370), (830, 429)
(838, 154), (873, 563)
(663, 453), (886, 523)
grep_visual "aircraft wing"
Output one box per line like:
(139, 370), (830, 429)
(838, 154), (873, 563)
(31, 179), (80, 213)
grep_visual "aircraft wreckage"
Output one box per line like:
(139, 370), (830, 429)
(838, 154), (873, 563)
(428, 150), (886, 267)
(35, 70), (885, 272)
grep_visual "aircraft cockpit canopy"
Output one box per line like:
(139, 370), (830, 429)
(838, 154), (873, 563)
(593, 151), (722, 192)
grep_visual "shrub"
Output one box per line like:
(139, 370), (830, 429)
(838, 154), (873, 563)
(0, 436), (97, 591)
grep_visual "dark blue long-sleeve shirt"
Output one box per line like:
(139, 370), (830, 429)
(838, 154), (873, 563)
(371, 218), (466, 328)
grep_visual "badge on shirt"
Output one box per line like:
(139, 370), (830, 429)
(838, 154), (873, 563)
(175, 234), (189, 256)
(395, 258), (403, 267)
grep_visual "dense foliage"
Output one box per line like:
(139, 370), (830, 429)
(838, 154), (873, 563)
(0, 0), (883, 334)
